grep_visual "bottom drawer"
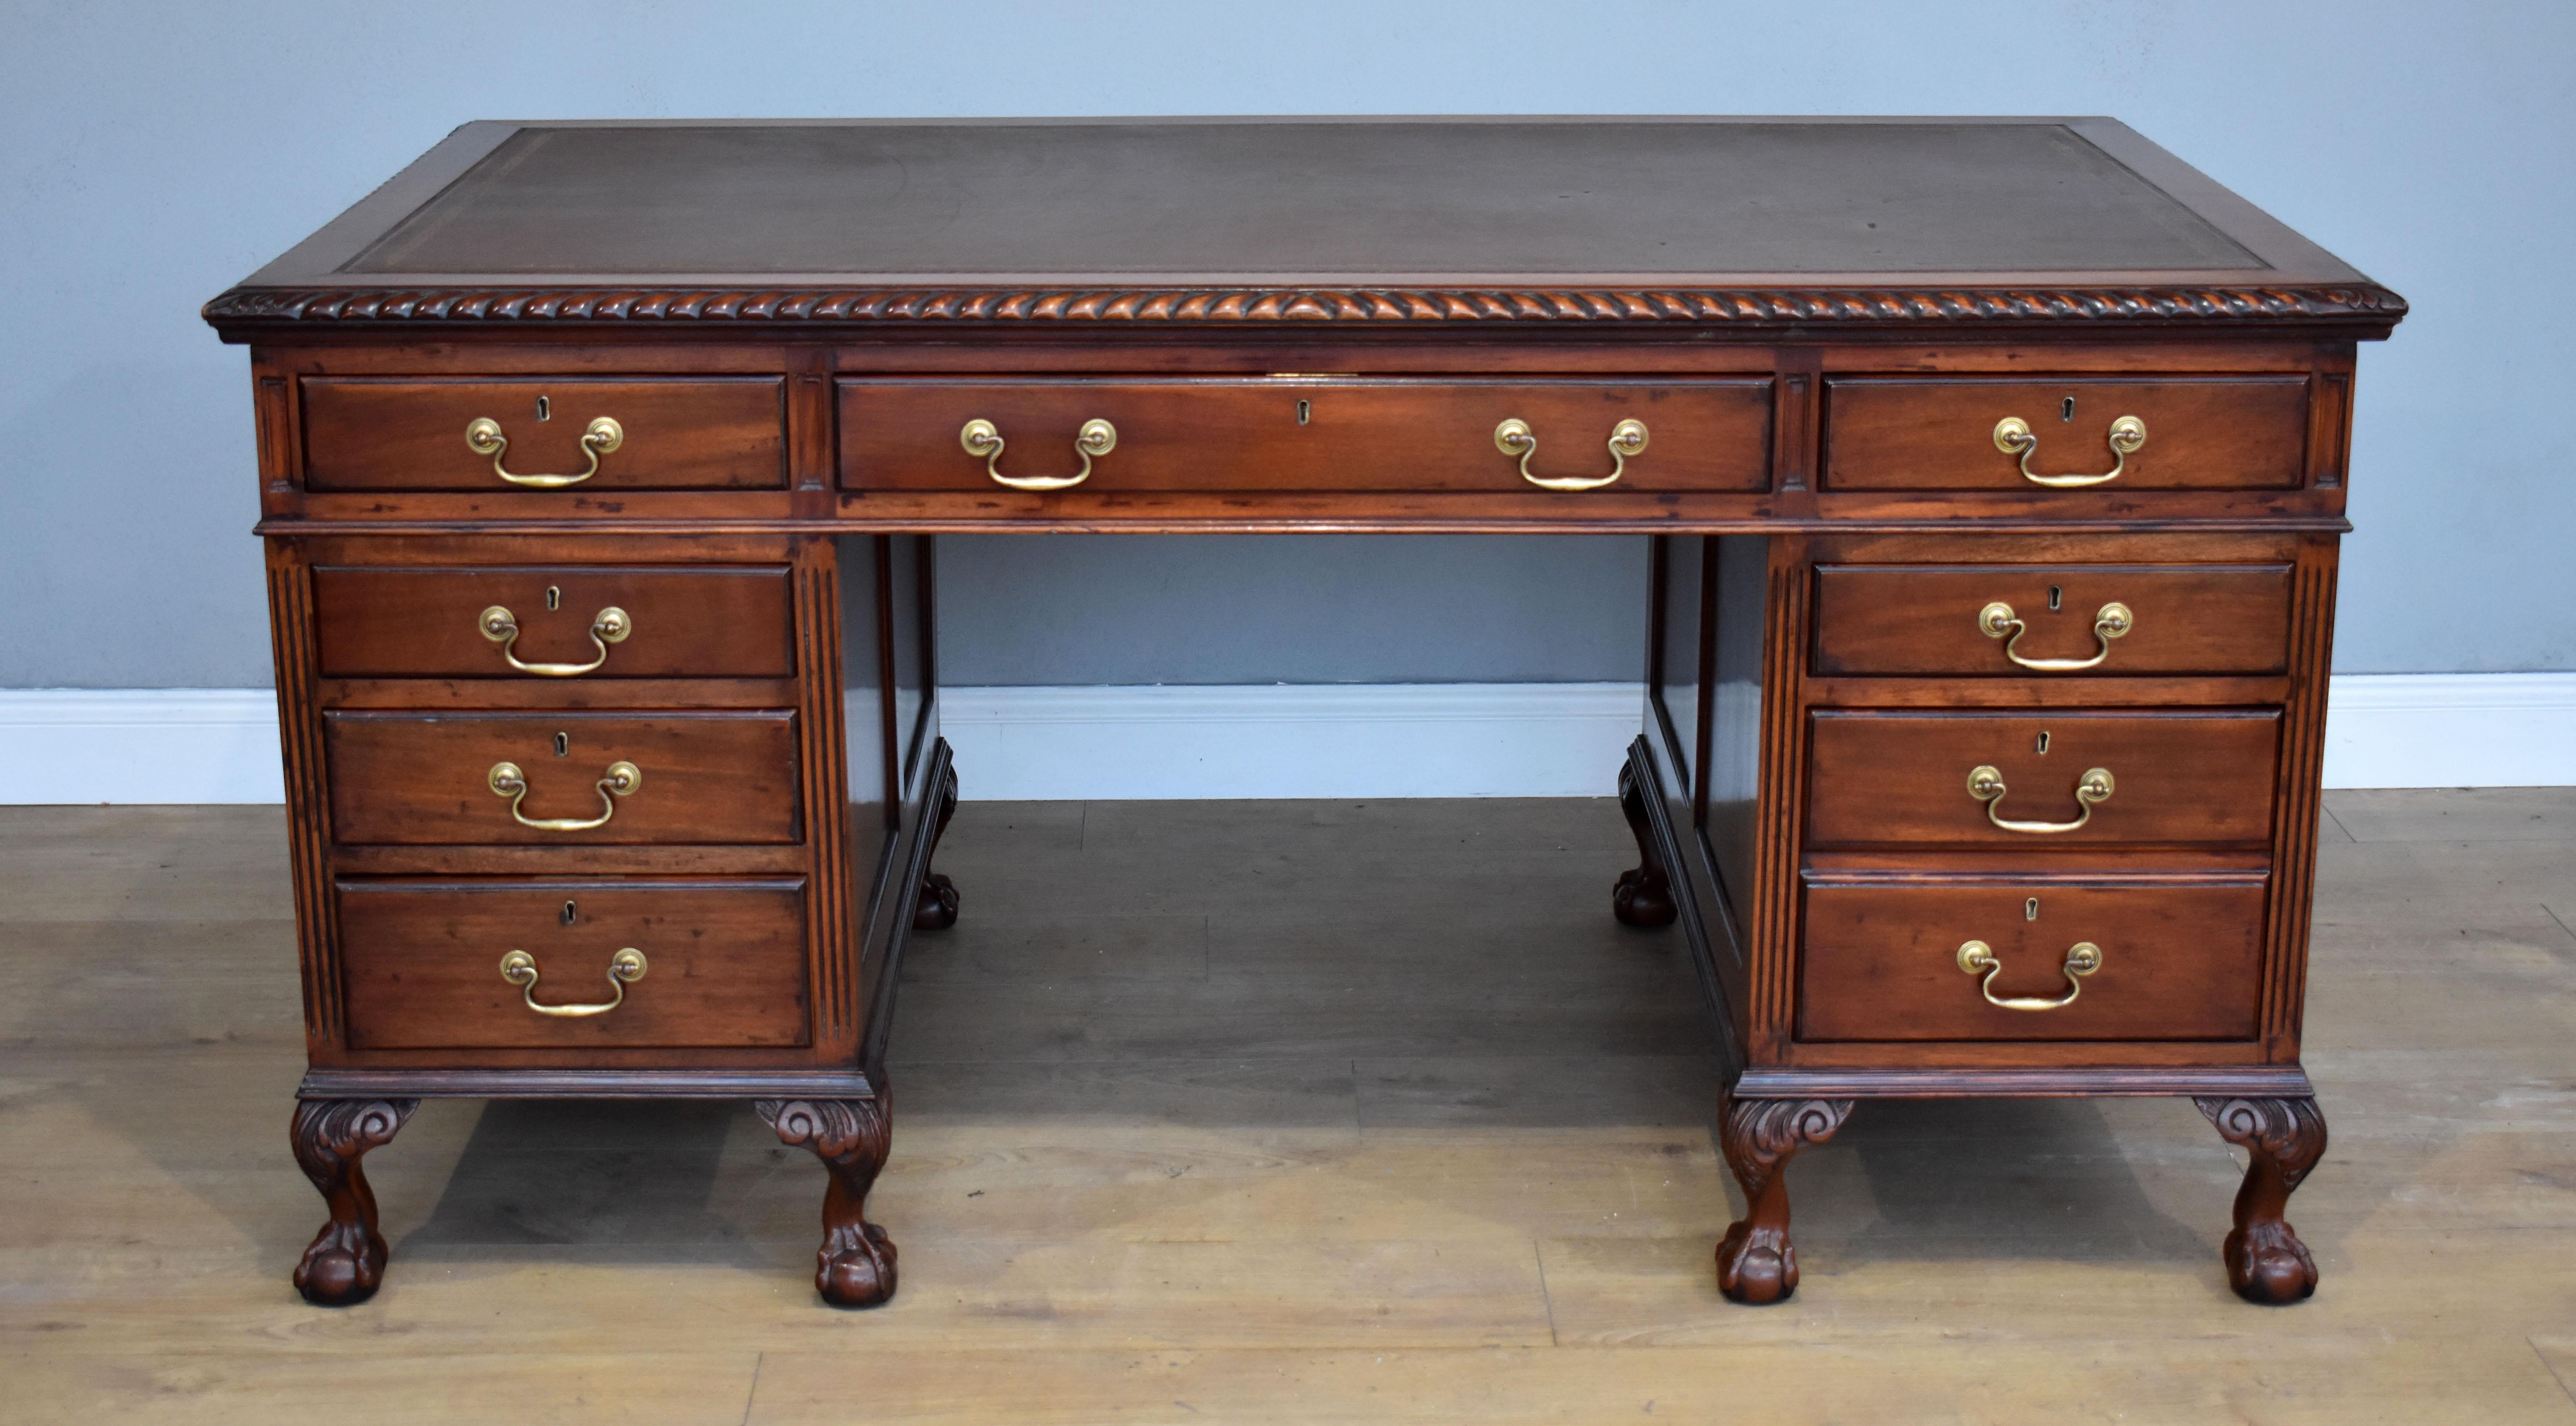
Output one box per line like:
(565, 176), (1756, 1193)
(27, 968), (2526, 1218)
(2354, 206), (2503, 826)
(337, 879), (809, 1049)
(1798, 877), (2267, 1042)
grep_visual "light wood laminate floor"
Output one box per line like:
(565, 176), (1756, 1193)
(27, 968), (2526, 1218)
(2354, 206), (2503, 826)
(4, 791), (2573, 1423)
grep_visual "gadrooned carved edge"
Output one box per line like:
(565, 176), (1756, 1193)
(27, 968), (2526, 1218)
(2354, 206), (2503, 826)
(2195, 1095), (2328, 1190)
(203, 284), (2408, 328)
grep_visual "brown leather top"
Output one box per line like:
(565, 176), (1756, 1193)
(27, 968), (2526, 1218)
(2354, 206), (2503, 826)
(205, 118), (2400, 332)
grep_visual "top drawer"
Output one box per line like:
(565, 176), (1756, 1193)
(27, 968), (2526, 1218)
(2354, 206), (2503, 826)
(840, 378), (1773, 494)
(301, 378), (787, 492)
(1821, 376), (2311, 491)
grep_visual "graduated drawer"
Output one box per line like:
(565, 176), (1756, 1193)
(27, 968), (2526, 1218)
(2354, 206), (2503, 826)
(312, 565), (795, 679)
(1805, 710), (2279, 849)
(301, 377), (787, 491)
(336, 879), (809, 1049)
(1797, 878), (2267, 1042)
(1821, 376), (2311, 491)
(839, 377), (1773, 493)
(1812, 563), (2292, 676)
(323, 711), (802, 845)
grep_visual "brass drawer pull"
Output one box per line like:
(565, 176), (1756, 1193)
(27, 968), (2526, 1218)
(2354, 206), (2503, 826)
(1978, 600), (2133, 671)
(499, 947), (647, 1017)
(1967, 764), (2113, 833)
(961, 417), (1116, 491)
(487, 759), (641, 831)
(1992, 414), (2145, 488)
(464, 415), (625, 488)
(478, 604), (632, 676)
(1495, 417), (1649, 491)
(1956, 939), (2101, 1011)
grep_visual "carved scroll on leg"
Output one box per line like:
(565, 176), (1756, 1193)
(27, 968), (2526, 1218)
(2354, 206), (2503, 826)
(289, 1098), (418, 1306)
(2196, 1095), (2327, 1304)
(913, 762), (961, 931)
(757, 1094), (897, 1308)
(1716, 1095), (1851, 1305)
(1613, 758), (1678, 928)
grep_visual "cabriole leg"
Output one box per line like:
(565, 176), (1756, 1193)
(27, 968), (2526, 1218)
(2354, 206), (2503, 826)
(1612, 758), (1677, 927)
(913, 762), (961, 931)
(289, 1097), (418, 1306)
(1716, 1094), (1852, 1304)
(2196, 1095), (2327, 1303)
(757, 1094), (898, 1307)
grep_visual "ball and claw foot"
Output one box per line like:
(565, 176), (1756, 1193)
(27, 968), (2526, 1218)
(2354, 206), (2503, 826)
(1715, 1095), (1851, 1306)
(757, 1095), (899, 1309)
(289, 1098), (418, 1307)
(1612, 759), (1678, 928)
(913, 872), (959, 931)
(2198, 1095), (2327, 1304)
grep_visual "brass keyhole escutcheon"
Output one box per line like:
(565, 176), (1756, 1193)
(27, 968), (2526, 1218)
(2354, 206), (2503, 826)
(536, 394), (551, 422)
(2025, 897), (2040, 921)
(545, 585), (562, 611)
(561, 899), (577, 926)
(553, 731), (570, 757)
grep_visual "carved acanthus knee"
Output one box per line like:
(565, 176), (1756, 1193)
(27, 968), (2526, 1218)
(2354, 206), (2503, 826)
(757, 1094), (898, 1308)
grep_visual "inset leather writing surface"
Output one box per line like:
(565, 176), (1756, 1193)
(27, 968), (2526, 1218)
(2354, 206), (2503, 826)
(323, 711), (802, 845)
(313, 565), (794, 678)
(1805, 710), (2280, 849)
(840, 378), (1772, 493)
(1812, 564), (2293, 676)
(337, 879), (811, 1050)
(1798, 878), (2267, 1042)
(342, 121), (2262, 279)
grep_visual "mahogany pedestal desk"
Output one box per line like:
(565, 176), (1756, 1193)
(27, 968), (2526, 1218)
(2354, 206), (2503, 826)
(203, 117), (2404, 1310)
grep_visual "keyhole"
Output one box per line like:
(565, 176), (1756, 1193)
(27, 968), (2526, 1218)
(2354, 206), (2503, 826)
(545, 585), (562, 612)
(553, 731), (570, 757)
(561, 900), (578, 926)
(536, 394), (552, 422)
(2025, 897), (2040, 921)
(2048, 585), (2063, 612)
(1297, 399), (1310, 426)
(2060, 395), (2076, 422)
(2036, 731), (2051, 754)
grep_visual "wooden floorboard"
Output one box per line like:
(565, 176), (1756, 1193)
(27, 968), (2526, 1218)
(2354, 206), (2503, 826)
(3, 792), (2574, 1423)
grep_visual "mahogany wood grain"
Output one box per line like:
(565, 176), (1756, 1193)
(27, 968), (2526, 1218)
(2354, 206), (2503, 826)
(839, 378), (1773, 494)
(1805, 709), (2280, 849)
(301, 377), (787, 491)
(336, 879), (810, 1049)
(1811, 563), (2293, 676)
(1797, 877), (2268, 1042)
(311, 565), (793, 678)
(1821, 376), (2311, 490)
(322, 710), (802, 845)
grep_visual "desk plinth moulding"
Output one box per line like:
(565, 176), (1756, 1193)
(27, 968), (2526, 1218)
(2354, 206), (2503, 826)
(205, 116), (2401, 1308)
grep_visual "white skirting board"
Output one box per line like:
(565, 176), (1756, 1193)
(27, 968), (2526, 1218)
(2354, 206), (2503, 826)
(2, 675), (2572, 804)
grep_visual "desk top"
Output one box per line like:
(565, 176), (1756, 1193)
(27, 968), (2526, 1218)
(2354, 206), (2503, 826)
(206, 117), (2400, 336)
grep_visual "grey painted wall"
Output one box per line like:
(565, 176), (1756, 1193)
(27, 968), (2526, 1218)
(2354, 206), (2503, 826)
(5, 0), (2567, 688)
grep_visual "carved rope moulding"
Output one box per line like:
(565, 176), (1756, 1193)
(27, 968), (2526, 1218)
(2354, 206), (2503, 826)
(203, 284), (2408, 326)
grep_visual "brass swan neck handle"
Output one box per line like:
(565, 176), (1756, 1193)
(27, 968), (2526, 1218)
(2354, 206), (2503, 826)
(499, 947), (647, 1017)
(1957, 939), (2101, 1011)
(1967, 764), (2114, 834)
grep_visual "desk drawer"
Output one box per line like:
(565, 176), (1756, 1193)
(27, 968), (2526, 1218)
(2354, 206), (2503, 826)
(324, 711), (802, 845)
(337, 879), (809, 1049)
(1821, 376), (2310, 491)
(301, 377), (787, 491)
(1805, 710), (2279, 849)
(1798, 879), (2266, 1042)
(839, 378), (1773, 494)
(1812, 563), (2292, 676)
(313, 565), (795, 679)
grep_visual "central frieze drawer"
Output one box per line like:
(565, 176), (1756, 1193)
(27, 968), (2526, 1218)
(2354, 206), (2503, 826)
(312, 565), (795, 679)
(1798, 878), (2268, 1042)
(1812, 563), (2293, 676)
(839, 378), (1774, 493)
(1821, 376), (2311, 490)
(336, 879), (810, 1049)
(301, 377), (788, 491)
(1805, 710), (2279, 849)
(323, 711), (802, 845)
